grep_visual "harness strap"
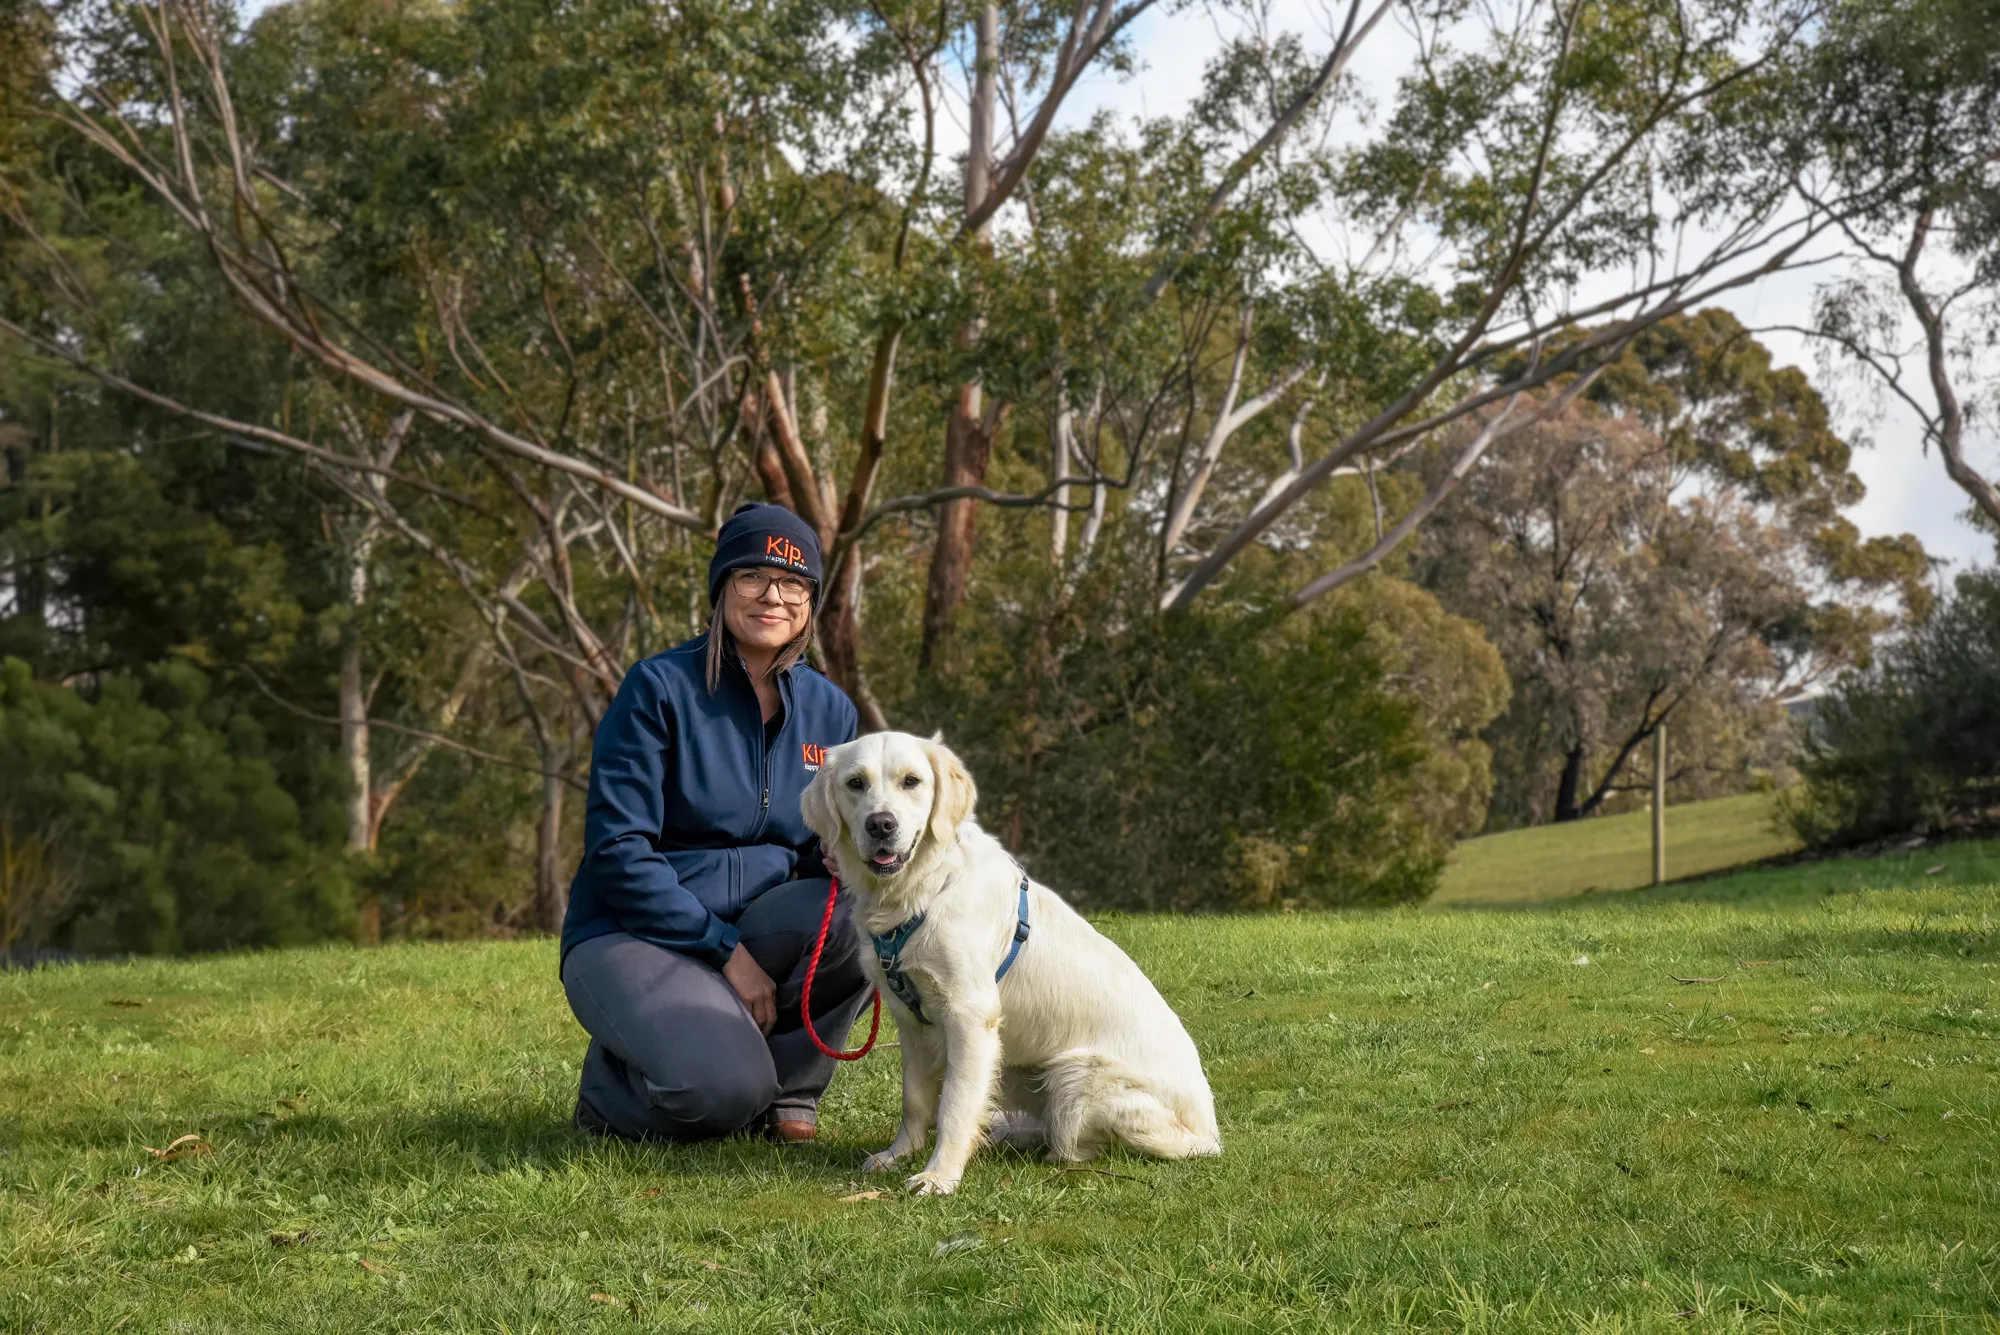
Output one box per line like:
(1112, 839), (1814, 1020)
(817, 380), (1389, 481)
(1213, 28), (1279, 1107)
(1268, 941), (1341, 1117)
(994, 875), (1031, 982)
(871, 872), (1033, 1026)
(871, 913), (931, 1024)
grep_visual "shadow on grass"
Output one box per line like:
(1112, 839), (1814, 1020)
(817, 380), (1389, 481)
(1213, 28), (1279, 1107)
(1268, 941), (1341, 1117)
(20, 1099), (924, 1184)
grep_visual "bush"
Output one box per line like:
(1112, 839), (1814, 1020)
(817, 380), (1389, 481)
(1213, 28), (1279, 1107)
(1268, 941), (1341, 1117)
(904, 560), (1508, 911)
(1781, 569), (2000, 846)
(0, 658), (354, 954)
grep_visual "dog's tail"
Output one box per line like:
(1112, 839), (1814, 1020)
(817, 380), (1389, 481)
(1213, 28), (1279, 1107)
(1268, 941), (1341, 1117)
(1041, 1050), (1223, 1161)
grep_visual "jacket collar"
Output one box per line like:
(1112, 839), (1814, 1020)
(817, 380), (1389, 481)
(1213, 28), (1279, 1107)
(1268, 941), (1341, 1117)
(696, 628), (797, 713)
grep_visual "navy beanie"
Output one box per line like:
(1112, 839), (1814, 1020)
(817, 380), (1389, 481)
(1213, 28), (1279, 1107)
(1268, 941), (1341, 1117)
(707, 503), (824, 606)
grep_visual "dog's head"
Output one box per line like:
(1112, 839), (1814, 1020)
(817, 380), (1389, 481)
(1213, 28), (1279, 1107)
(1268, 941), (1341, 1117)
(801, 731), (976, 881)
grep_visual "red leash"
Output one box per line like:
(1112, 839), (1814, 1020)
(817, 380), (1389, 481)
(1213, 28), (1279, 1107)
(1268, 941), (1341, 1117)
(801, 876), (881, 1060)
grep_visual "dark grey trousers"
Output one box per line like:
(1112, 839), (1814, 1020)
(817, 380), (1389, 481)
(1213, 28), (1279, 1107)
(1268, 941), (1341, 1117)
(561, 877), (872, 1142)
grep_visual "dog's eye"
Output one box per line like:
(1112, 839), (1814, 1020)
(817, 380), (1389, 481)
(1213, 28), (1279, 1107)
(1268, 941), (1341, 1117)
(900, 773), (922, 789)
(845, 774), (866, 791)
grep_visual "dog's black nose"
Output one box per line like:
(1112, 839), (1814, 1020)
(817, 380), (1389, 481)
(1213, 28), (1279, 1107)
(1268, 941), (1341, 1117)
(864, 811), (899, 841)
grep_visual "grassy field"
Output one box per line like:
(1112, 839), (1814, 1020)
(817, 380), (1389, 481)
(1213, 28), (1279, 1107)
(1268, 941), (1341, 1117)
(4, 850), (1999, 1331)
(1434, 794), (1802, 907)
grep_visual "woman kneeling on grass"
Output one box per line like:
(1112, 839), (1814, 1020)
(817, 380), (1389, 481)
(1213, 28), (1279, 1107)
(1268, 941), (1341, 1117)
(559, 503), (871, 1144)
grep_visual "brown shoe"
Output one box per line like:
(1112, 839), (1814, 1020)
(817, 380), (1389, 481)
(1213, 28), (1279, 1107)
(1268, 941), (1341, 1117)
(763, 1115), (817, 1145)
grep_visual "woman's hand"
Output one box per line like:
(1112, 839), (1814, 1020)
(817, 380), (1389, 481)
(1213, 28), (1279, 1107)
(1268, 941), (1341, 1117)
(723, 943), (777, 1034)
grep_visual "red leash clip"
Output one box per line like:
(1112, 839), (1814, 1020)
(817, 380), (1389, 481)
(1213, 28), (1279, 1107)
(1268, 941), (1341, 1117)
(800, 876), (882, 1060)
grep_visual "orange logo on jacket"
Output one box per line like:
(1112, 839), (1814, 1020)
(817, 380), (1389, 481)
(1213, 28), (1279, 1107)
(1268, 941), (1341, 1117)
(766, 535), (807, 568)
(802, 743), (827, 771)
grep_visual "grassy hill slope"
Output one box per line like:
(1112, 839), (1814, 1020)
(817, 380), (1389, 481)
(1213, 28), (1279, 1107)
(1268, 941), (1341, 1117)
(1434, 793), (1802, 907)
(3, 855), (1997, 1330)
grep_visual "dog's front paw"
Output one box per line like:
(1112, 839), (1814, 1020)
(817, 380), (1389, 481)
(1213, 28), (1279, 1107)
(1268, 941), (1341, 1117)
(905, 1169), (960, 1196)
(861, 1149), (904, 1174)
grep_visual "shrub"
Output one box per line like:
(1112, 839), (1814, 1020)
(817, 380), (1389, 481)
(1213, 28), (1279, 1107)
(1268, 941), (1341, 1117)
(903, 561), (1508, 911)
(0, 658), (354, 954)
(1781, 569), (2000, 846)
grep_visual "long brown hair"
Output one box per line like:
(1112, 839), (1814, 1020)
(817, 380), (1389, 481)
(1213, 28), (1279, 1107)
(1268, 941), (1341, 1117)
(705, 596), (815, 693)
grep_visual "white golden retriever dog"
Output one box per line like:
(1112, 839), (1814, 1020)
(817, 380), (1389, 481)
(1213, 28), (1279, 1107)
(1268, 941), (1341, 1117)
(802, 731), (1220, 1195)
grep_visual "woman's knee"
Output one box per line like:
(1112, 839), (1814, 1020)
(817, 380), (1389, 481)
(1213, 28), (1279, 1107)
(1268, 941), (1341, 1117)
(642, 1050), (779, 1138)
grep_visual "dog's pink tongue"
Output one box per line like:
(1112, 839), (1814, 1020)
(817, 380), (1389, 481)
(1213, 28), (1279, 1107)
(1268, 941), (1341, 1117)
(871, 851), (898, 865)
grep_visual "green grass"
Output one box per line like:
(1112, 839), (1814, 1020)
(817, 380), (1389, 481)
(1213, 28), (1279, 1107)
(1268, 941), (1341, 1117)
(5, 854), (2000, 1331)
(1435, 794), (1802, 907)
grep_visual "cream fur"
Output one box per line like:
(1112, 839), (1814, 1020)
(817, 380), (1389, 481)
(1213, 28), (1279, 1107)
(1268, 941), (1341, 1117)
(802, 731), (1221, 1196)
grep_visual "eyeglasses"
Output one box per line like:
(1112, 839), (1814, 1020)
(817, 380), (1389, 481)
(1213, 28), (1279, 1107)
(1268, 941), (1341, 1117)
(729, 568), (814, 605)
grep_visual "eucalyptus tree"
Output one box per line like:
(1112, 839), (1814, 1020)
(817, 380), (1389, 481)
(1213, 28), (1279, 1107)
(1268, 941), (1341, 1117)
(1773, 0), (2000, 532)
(1411, 312), (1931, 827)
(1142, 0), (1872, 614)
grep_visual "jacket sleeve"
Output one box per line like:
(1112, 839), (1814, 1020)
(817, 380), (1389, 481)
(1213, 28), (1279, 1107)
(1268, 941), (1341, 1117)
(578, 661), (740, 968)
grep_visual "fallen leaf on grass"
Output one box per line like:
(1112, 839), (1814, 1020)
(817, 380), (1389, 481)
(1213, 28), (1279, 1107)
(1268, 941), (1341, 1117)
(268, 1229), (315, 1247)
(1926, 864), (1946, 876)
(357, 1258), (389, 1276)
(1639, 1048), (1656, 1055)
(589, 1294), (626, 1310)
(839, 1190), (885, 1202)
(143, 1134), (209, 1162)
(638, 1187), (662, 1199)
(692, 1259), (749, 1276)
(932, 1233), (985, 1258)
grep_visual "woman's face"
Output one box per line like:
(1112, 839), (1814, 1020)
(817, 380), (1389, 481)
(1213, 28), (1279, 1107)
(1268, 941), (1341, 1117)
(720, 564), (813, 653)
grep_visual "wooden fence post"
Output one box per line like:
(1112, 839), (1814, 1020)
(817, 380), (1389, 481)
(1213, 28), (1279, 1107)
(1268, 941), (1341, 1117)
(1652, 724), (1667, 886)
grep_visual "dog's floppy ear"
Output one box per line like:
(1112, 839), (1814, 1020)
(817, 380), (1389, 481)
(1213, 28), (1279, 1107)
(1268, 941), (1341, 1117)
(923, 737), (977, 846)
(800, 765), (843, 851)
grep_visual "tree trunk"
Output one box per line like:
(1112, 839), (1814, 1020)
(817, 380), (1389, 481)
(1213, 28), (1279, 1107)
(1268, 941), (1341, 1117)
(917, 1), (998, 672)
(536, 765), (568, 934)
(1078, 475), (1108, 564)
(340, 627), (372, 852)
(341, 620), (378, 947)
(818, 326), (901, 730)
(1552, 742), (1586, 823)
(920, 388), (997, 669)
(340, 518), (381, 945)
(819, 555), (891, 733)
(1050, 392), (1072, 566)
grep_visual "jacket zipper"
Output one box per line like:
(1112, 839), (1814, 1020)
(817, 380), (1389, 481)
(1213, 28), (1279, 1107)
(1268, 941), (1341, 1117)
(747, 669), (786, 841)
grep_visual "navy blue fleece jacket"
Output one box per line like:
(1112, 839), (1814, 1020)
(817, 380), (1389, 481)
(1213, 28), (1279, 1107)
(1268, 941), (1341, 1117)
(559, 633), (858, 971)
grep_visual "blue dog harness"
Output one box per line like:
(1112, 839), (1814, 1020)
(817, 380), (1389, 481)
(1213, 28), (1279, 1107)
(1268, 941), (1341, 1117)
(871, 873), (1031, 1026)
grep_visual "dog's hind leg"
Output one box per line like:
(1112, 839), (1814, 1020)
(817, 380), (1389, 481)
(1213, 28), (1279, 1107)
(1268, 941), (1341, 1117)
(1037, 1051), (1115, 1163)
(1101, 1090), (1222, 1160)
(1040, 1051), (1222, 1162)
(985, 1067), (1047, 1151)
